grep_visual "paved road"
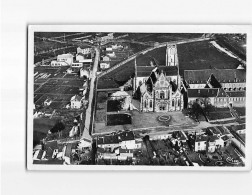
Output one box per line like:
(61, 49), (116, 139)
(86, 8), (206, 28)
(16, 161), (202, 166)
(81, 47), (100, 141)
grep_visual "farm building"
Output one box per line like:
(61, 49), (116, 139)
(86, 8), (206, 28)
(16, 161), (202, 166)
(70, 95), (82, 109)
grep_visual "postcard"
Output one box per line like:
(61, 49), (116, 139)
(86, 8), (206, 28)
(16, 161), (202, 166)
(27, 25), (252, 170)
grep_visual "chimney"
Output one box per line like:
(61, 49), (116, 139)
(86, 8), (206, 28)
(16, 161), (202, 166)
(120, 86), (124, 91)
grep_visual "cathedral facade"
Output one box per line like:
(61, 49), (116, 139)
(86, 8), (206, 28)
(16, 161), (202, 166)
(139, 71), (183, 112)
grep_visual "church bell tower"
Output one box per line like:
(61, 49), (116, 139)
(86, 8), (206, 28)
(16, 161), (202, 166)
(166, 44), (178, 66)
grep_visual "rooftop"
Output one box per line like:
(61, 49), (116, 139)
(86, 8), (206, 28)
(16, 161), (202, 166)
(136, 66), (178, 77)
(184, 69), (246, 84)
(187, 88), (219, 98)
(226, 91), (246, 97)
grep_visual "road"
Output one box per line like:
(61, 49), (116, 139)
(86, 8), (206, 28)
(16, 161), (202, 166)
(97, 37), (211, 78)
(81, 47), (100, 141)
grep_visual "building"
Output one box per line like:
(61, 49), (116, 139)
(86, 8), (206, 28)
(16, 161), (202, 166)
(80, 68), (89, 79)
(226, 91), (246, 107)
(184, 69), (246, 91)
(194, 134), (225, 153)
(70, 95), (82, 109)
(57, 53), (73, 65)
(135, 66), (179, 90)
(96, 131), (138, 150)
(187, 88), (230, 108)
(71, 62), (83, 68)
(102, 56), (110, 62)
(139, 67), (183, 112)
(50, 60), (68, 66)
(100, 62), (110, 70)
(77, 47), (91, 55)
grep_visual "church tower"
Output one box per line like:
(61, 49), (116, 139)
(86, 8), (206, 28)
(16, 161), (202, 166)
(166, 44), (178, 66)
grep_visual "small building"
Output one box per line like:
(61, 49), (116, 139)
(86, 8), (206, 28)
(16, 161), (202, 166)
(102, 56), (110, 62)
(106, 47), (113, 52)
(195, 134), (225, 153)
(57, 53), (73, 65)
(70, 95), (82, 109)
(77, 47), (92, 55)
(50, 60), (68, 66)
(107, 52), (116, 58)
(100, 62), (110, 70)
(80, 68), (89, 79)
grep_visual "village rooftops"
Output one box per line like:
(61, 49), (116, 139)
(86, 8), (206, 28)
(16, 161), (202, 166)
(226, 91), (246, 97)
(221, 135), (231, 142)
(195, 135), (208, 142)
(118, 131), (135, 141)
(215, 126), (230, 135)
(184, 69), (246, 84)
(172, 131), (187, 141)
(136, 66), (178, 77)
(96, 131), (135, 145)
(97, 134), (119, 145)
(206, 127), (222, 136)
(226, 124), (246, 132)
(187, 88), (219, 98)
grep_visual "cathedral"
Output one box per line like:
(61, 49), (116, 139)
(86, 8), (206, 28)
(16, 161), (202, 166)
(134, 44), (184, 112)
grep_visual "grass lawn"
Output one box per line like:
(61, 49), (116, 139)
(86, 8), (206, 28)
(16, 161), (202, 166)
(178, 40), (240, 75)
(207, 111), (233, 120)
(234, 107), (246, 116)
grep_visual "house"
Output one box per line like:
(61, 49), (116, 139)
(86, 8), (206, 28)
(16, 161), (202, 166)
(96, 131), (138, 150)
(80, 68), (89, 79)
(187, 88), (229, 108)
(183, 69), (246, 91)
(44, 98), (52, 106)
(139, 68), (183, 112)
(106, 47), (113, 52)
(100, 62), (110, 70)
(107, 52), (116, 58)
(112, 44), (123, 50)
(102, 56), (110, 62)
(96, 134), (119, 149)
(115, 148), (134, 160)
(76, 53), (85, 62)
(70, 95), (82, 109)
(57, 53), (73, 65)
(77, 47), (91, 55)
(195, 134), (225, 153)
(118, 131), (136, 149)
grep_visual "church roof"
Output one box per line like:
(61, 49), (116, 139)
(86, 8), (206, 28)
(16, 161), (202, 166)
(137, 66), (178, 77)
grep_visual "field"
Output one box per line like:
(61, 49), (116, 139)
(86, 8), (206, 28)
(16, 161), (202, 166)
(177, 40), (240, 75)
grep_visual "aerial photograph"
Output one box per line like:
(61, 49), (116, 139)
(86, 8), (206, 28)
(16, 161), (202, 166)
(31, 31), (246, 167)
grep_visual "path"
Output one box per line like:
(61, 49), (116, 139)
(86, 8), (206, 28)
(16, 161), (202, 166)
(81, 47), (100, 141)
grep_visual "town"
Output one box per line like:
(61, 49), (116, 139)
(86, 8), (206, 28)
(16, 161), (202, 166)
(32, 32), (246, 167)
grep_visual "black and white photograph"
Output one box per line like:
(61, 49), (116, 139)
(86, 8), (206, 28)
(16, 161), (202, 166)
(27, 25), (251, 170)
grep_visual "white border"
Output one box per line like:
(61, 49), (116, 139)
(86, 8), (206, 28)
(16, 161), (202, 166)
(27, 25), (252, 171)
